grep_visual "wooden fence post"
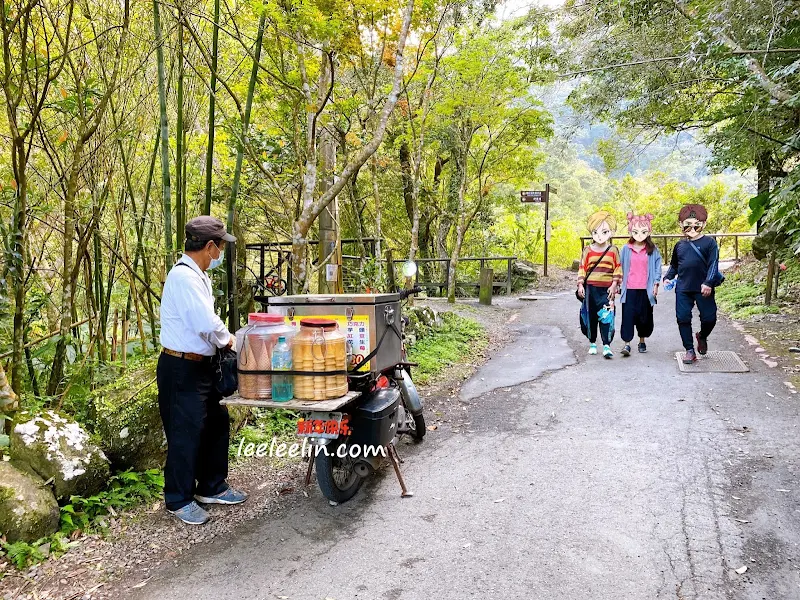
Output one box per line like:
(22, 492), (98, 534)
(506, 259), (513, 295)
(734, 236), (739, 260)
(479, 268), (493, 306)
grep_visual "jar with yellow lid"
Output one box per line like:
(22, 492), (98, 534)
(293, 318), (348, 400)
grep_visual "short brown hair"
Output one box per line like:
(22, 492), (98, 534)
(679, 204), (708, 222)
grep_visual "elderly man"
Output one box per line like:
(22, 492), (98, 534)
(158, 215), (247, 525)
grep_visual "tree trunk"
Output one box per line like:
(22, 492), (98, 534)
(204, 0), (220, 215)
(48, 141), (85, 396)
(176, 16), (185, 251)
(290, 0), (416, 291)
(755, 151), (770, 233)
(154, 0), (174, 268)
(370, 156), (383, 283)
(765, 251), (776, 305)
(10, 142), (28, 394)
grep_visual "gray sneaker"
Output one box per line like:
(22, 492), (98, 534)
(195, 487), (247, 505)
(168, 501), (210, 525)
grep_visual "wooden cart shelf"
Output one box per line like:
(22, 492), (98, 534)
(220, 390), (362, 411)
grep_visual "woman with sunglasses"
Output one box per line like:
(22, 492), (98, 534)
(663, 204), (721, 364)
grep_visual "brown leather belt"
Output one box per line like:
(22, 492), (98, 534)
(162, 348), (211, 362)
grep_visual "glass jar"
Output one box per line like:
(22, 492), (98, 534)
(236, 313), (296, 399)
(292, 318), (348, 400)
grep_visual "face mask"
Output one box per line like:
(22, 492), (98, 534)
(208, 246), (225, 270)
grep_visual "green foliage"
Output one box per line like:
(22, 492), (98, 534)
(0, 469), (162, 570)
(407, 312), (484, 384)
(229, 408), (299, 459)
(59, 469), (164, 536)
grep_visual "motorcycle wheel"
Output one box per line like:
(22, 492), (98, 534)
(315, 442), (364, 503)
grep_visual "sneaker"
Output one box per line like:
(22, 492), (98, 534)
(682, 349), (697, 364)
(603, 345), (613, 359)
(621, 344), (631, 357)
(588, 343), (598, 355)
(696, 333), (708, 356)
(638, 342), (647, 353)
(168, 501), (210, 525)
(195, 487), (248, 505)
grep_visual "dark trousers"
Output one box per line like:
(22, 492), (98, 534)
(676, 290), (717, 350)
(157, 353), (230, 511)
(586, 284), (613, 345)
(621, 289), (654, 342)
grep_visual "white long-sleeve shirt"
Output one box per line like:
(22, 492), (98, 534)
(160, 254), (231, 356)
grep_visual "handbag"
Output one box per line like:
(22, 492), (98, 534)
(687, 241), (725, 287)
(575, 245), (612, 301)
(212, 346), (239, 397)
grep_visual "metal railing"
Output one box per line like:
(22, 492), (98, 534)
(579, 233), (756, 260)
(386, 256), (518, 296)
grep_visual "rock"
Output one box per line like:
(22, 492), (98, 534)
(11, 411), (110, 501)
(571, 259), (581, 272)
(512, 260), (538, 277)
(91, 361), (166, 472)
(0, 461), (59, 542)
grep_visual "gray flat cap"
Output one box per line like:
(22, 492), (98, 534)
(185, 216), (236, 243)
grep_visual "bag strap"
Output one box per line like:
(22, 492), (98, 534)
(687, 241), (709, 267)
(582, 245), (612, 286)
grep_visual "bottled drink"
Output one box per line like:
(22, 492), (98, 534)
(664, 278), (676, 291)
(271, 336), (293, 402)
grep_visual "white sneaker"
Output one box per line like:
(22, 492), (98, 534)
(588, 343), (598, 355)
(603, 345), (613, 359)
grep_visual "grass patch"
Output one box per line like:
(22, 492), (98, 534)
(407, 312), (485, 385)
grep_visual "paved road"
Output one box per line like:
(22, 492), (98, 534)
(126, 289), (800, 600)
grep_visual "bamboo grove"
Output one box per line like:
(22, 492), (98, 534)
(0, 0), (555, 399)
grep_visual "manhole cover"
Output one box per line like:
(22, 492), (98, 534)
(674, 350), (750, 373)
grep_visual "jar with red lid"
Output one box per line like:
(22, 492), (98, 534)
(236, 313), (296, 399)
(293, 318), (348, 400)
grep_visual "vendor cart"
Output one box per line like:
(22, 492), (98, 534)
(221, 288), (425, 503)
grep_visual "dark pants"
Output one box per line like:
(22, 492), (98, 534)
(621, 289), (654, 343)
(586, 284), (613, 345)
(676, 290), (717, 350)
(157, 352), (230, 511)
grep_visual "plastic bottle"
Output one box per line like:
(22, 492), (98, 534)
(271, 336), (293, 402)
(664, 278), (676, 291)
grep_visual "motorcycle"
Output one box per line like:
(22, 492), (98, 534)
(306, 285), (426, 503)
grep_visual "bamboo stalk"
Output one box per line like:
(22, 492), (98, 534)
(121, 318), (128, 367)
(111, 310), (119, 362)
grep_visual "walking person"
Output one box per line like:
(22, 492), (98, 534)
(663, 204), (724, 364)
(576, 211), (622, 359)
(619, 213), (662, 356)
(158, 216), (247, 525)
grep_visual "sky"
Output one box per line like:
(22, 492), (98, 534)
(497, 0), (566, 19)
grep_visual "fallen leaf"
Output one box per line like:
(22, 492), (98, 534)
(427, 425), (437, 431)
(776, 489), (791, 492)
(735, 519), (751, 523)
(131, 577), (152, 589)
(734, 566), (747, 574)
(732, 495), (741, 500)
(493, 498), (506, 503)
(766, 392), (775, 398)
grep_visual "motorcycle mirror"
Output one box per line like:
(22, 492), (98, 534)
(402, 260), (417, 278)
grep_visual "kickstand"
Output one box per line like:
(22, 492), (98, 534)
(304, 454), (314, 486)
(387, 444), (414, 498)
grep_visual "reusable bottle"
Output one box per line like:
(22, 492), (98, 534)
(271, 336), (294, 402)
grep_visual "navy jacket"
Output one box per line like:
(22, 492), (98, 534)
(665, 236), (720, 293)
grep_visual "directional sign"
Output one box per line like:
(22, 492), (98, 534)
(520, 190), (546, 203)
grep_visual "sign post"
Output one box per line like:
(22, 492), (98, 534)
(520, 184), (557, 276)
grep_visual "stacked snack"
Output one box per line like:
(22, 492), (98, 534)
(236, 313), (296, 399)
(293, 318), (348, 400)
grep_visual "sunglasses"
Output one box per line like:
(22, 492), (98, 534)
(683, 224), (703, 232)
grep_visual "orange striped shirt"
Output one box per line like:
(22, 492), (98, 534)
(577, 245), (622, 288)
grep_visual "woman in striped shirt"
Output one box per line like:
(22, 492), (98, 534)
(577, 211), (622, 358)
